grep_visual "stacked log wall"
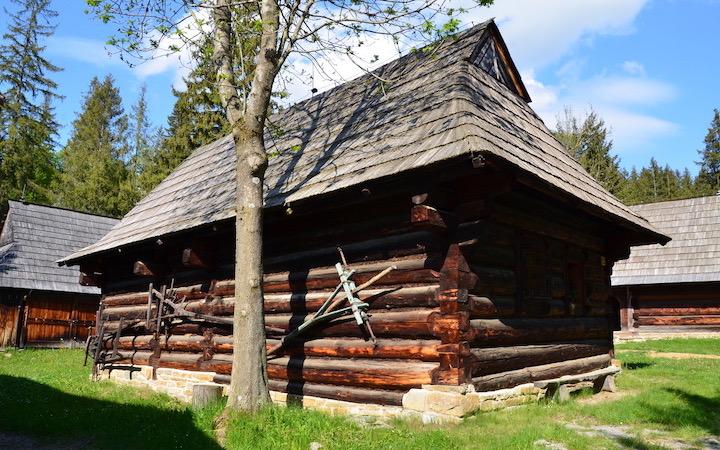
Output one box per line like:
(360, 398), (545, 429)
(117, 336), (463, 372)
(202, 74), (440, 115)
(614, 283), (720, 332)
(98, 193), (447, 406)
(92, 166), (623, 403)
(454, 190), (616, 392)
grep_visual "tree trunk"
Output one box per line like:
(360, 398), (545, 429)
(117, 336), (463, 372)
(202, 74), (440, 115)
(213, 0), (279, 413)
(226, 125), (271, 411)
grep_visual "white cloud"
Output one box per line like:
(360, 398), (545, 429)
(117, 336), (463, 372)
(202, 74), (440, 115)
(526, 73), (678, 151)
(469, 0), (648, 69)
(47, 36), (124, 67)
(622, 60), (645, 76)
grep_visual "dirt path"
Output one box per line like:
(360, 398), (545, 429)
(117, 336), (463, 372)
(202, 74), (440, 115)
(618, 350), (720, 360)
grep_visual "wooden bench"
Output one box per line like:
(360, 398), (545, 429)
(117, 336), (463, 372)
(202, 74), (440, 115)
(534, 365), (621, 403)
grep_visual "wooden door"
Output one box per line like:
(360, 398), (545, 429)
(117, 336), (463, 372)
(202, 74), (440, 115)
(22, 293), (98, 347)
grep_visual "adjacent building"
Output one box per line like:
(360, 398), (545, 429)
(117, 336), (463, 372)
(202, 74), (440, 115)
(0, 201), (118, 347)
(612, 195), (720, 340)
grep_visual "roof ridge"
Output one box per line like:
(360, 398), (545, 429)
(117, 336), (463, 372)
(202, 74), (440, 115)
(8, 199), (121, 220)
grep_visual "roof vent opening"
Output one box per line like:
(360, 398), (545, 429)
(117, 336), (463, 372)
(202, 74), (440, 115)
(472, 36), (513, 90)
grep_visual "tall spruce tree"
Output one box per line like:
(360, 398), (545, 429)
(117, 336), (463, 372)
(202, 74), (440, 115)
(120, 84), (159, 202)
(698, 109), (720, 192)
(553, 107), (626, 196)
(53, 76), (131, 216)
(135, 58), (230, 194)
(0, 0), (61, 212)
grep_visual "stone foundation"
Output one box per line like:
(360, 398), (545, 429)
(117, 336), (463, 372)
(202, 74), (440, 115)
(98, 365), (615, 423)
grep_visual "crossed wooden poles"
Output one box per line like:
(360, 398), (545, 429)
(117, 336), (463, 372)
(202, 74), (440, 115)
(86, 248), (396, 369)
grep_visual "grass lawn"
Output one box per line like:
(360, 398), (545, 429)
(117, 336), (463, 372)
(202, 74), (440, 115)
(615, 337), (720, 355)
(0, 340), (718, 449)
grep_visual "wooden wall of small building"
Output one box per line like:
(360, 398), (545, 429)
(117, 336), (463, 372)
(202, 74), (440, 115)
(613, 282), (720, 333)
(0, 288), (98, 348)
(0, 289), (22, 348)
(93, 166), (620, 405)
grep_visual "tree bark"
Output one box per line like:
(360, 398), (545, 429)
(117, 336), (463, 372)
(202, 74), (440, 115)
(213, 0), (280, 412)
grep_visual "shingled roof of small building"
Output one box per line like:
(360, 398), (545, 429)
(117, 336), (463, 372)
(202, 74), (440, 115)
(612, 195), (720, 286)
(0, 201), (118, 293)
(60, 20), (667, 265)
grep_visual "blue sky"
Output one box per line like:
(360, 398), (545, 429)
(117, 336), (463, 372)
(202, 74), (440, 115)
(2, 0), (718, 173)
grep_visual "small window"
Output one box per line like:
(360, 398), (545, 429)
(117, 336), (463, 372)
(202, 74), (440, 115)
(472, 37), (512, 88)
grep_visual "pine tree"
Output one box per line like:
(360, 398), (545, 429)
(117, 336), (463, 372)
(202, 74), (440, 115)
(135, 47), (231, 193)
(0, 0), (61, 212)
(554, 107), (626, 196)
(698, 109), (720, 192)
(53, 76), (131, 216)
(120, 84), (159, 203)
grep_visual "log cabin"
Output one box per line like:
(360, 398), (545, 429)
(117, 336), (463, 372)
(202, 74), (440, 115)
(0, 201), (117, 348)
(59, 20), (670, 420)
(612, 195), (720, 341)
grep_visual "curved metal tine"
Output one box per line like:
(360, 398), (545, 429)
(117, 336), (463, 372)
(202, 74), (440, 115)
(313, 281), (344, 319)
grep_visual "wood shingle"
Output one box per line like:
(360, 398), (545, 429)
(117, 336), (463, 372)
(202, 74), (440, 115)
(60, 20), (666, 265)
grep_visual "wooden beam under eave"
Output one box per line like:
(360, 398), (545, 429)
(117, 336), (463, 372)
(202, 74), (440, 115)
(79, 271), (100, 287)
(133, 260), (165, 278)
(182, 247), (214, 269)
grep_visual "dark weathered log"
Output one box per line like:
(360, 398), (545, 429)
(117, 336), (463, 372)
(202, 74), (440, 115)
(267, 380), (405, 406)
(264, 258), (438, 293)
(634, 307), (720, 317)
(268, 337), (441, 361)
(264, 308), (438, 339)
(463, 245), (515, 269)
(265, 356), (437, 389)
(469, 295), (516, 318)
(469, 341), (610, 376)
(634, 315), (720, 327)
(104, 335), (441, 361)
(472, 354), (612, 392)
(264, 230), (433, 268)
(264, 285), (439, 313)
(470, 266), (516, 296)
(470, 317), (610, 346)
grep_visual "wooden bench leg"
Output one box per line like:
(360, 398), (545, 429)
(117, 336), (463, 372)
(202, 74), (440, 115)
(593, 375), (616, 393)
(546, 383), (570, 403)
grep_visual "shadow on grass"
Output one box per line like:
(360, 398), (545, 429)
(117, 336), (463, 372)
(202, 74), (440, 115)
(623, 361), (654, 370)
(0, 375), (221, 450)
(638, 388), (720, 436)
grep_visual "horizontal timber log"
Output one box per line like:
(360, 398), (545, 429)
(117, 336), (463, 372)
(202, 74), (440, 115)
(264, 258), (438, 293)
(634, 315), (720, 327)
(267, 380), (406, 406)
(634, 307), (720, 317)
(266, 356), (437, 389)
(104, 336), (441, 361)
(101, 309), (438, 339)
(264, 230), (433, 268)
(264, 309), (438, 339)
(469, 340), (610, 377)
(472, 354), (612, 392)
(103, 259), (438, 307)
(470, 317), (610, 346)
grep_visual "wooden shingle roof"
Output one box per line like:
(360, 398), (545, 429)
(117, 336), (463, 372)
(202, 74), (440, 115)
(0, 201), (118, 293)
(60, 20), (666, 265)
(612, 195), (720, 286)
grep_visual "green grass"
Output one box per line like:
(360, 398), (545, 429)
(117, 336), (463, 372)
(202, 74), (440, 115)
(615, 337), (720, 355)
(1, 340), (719, 449)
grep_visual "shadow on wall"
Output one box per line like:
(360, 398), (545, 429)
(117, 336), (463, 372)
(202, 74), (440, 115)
(0, 375), (222, 450)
